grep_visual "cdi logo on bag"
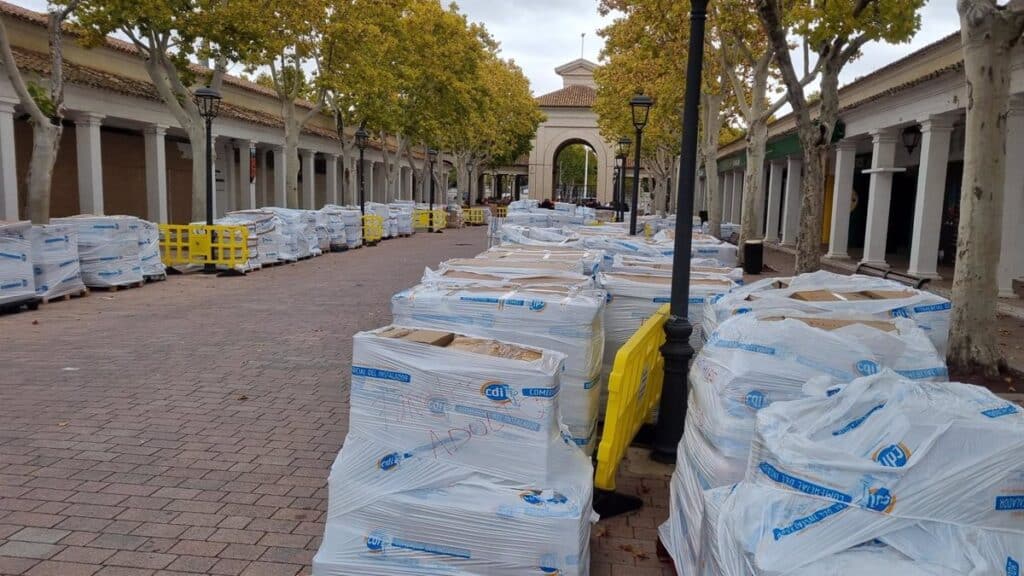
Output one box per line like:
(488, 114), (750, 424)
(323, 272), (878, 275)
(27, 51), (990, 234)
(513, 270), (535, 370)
(863, 487), (896, 513)
(365, 531), (388, 552)
(746, 390), (767, 410)
(855, 359), (881, 376)
(482, 382), (517, 405)
(873, 443), (911, 468)
(520, 489), (567, 506)
(529, 299), (547, 311)
(1008, 557), (1020, 576)
(377, 452), (412, 471)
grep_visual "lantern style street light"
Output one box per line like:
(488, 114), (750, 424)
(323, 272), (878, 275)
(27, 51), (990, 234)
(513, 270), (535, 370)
(629, 94), (653, 235)
(355, 126), (368, 215)
(616, 137), (632, 223)
(654, 0), (709, 464)
(467, 158), (476, 205)
(194, 86), (221, 274)
(428, 148), (439, 232)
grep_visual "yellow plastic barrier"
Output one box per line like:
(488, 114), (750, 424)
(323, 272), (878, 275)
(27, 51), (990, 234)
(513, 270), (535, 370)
(414, 208), (447, 231)
(595, 303), (669, 491)
(362, 214), (383, 244)
(493, 206), (507, 218)
(159, 224), (249, 269)
(464, 207), (486, 226)
(644, 222), (653, 238)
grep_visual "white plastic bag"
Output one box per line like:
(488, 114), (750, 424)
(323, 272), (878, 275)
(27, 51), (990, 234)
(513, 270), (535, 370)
(28, 224), (85, 300)
(0, 221), (35, 304)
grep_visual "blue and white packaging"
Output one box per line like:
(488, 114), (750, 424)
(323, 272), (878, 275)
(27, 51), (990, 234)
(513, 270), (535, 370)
(28, 224), (85, 300)
(389, 287), (606, 455)
(0, 220), (35, 304)
(481, 246), (604, 277)
(748, 372), (1024, 533)
(703, 271), (952, 353)
(610, 253), (744, 283)
(350, 325), (573, 482)
(135, 219), (165, 277)
(54, 215), (143, 288)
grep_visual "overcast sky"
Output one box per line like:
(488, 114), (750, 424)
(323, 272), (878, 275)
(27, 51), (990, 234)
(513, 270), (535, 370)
(16, 0), (960, 97)
(457, 0), (961, 96)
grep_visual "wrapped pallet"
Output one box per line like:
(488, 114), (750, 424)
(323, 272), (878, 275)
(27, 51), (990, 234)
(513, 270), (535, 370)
(54, 215), (143, 288)
(28, 224), (85, 301)
(659, 313), (948, 576)
(480, 246), (604, 277)
(0, 221), (36, 305)
(135, 220), (165, 278)
(318, 206), (348, 250)
(314, 326), (592, 576)
(600, 272), (736, 372)
(421, 267), (595, 291)
(610, 253), (744, 283)
(441, 257), (592, 281)
(701, 373), (1024, 576)
(391, 285), (607, 454)
(215, 212), (266, 271)
(263, 207), (317, 258)
(703, 271), (952, 353)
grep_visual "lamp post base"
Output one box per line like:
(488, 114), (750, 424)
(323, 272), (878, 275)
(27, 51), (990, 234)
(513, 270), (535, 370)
(652, 314), (695, 464)
(593, 489), (644, 518)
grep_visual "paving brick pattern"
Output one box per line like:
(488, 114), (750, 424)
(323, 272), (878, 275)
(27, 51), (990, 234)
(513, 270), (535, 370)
(0, 227), (676, 575)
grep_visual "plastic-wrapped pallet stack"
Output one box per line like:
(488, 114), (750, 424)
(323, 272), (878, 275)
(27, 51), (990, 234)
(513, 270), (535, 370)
(53, 215), (143, 288)
(313, 326), (593, 575)
(0, 221), (36, 305)
(135, 219), (165, 278)
(364, 203), (392, 238)
(701, 372), (1023, 575)
(262, 208), (312, 260)
(703, 271), (952, 353)
(28, 224), (85, 301)
(311, 210), (331, 252)
(600, 271), (736, 371)
(318, 206), (348, 250)
(216, 212), (268, 271)
(658, 311), (949, 575)
(392, 282), (607, 454)
(477, 246), (604, 277)
(609, 254), (744, 283)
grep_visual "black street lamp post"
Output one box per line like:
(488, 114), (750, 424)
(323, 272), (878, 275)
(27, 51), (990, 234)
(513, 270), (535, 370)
(467, 158), (476, 206)
(428, 148), (439, 232)
(616, 137), (631, 223)
(194, 87), (221, 274)
(355, 127), (368, 215)
(629, 94), (652, 235)
(653, 0), (709, 464)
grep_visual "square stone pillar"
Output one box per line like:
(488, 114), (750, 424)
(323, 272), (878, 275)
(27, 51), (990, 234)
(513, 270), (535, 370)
(781, 157), (802, 246)
(237, 140), (255, 210)
(75, 113), (105, 215)
(0, 99), (19, 220)
(144, 125), (168, 223)
(325, 153), (338, 206)
(827, 140), (859, 259)
(271, 145), (286, 207)
(300, 149), (316, 209)
(215, 138), (232, 217)
(861, 128), (900, 267)
(722, 172), (733, 224)
(254, 148), (267, 208)
(764, 161), (784, 242)
(731, 170), (743, 224)
(908, 118), (955, 279)
(999, 96), (1024, 297)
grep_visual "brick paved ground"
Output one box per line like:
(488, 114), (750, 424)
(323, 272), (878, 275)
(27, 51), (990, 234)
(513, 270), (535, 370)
(0, 226), (676, 576)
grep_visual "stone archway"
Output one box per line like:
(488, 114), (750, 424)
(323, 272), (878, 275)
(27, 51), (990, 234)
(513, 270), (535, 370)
(526, 59), (617, 204)
(550, 138), (601, 203)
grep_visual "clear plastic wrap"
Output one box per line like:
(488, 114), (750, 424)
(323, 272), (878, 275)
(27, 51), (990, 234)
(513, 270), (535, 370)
(610, 253), (744, 283)
(390, 286), (607, 454)
(659, 313), (949, 575)
(0, 221), (36, 304)
(480, 246), (604, 277)
(703, 271), (952, 353)
(318, 206), (348, 249)
(28, 224), (85, 300)
(54, 215), (143, 288)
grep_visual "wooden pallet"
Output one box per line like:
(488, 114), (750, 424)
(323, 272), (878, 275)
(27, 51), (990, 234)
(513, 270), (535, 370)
(0, 296), (40, 315)
(41, 288), (89, 305)
(88, 281), (144, 292)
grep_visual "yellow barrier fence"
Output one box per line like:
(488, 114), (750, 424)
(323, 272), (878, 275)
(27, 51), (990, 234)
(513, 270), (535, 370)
(159, 224), (250, 269)
(595, 303), (669, 491)
(413, 208), (447, 231)
(464, 207), (486, 226)
(493, 206), (507, 218)
(362, 214), (384, 244)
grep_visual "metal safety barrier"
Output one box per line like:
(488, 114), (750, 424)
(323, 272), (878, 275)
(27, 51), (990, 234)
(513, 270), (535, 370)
(464, 207), (486, 226)
(159, 224), (250, 269)
(362, 214), (384, 244)
(595, 303), (669, 492)
(413, 208), (447, 231)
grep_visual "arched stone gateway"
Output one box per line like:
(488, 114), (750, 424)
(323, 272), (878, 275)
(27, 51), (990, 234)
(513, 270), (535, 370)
(528, 59), (617, 203)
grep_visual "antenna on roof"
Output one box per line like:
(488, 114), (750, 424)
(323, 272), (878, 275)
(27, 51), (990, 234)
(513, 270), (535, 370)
(581, 32), (585, 59)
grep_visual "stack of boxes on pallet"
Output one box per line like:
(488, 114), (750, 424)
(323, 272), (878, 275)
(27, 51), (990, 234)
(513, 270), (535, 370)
(659, 270), (1024, 575)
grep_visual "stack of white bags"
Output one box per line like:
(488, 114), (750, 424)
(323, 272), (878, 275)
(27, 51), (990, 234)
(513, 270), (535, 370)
(53, 215), (143, 288)
(0, 220), (36, 304)
(313, 326), (593, 575)
(28, 223), (85, 300)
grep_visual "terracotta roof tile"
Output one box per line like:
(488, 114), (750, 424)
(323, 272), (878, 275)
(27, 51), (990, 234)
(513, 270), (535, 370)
(535, 84), (596, 108)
